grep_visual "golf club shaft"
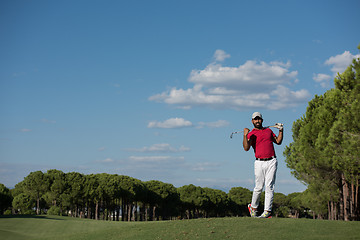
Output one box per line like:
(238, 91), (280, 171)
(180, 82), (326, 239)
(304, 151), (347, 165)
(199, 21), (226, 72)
(230, 125), (282, 139)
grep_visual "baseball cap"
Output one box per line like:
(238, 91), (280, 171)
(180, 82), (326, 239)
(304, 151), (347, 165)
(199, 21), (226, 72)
(252, 112), (262, 119)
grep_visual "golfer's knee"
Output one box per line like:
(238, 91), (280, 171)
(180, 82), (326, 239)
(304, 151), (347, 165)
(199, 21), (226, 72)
(265, 185), (274, 193)
(253, 186), (263, 193)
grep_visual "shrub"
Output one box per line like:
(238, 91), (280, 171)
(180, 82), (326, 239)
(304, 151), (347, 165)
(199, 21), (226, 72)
(4, 209), (12, 215)
(47, 206), (61, 216)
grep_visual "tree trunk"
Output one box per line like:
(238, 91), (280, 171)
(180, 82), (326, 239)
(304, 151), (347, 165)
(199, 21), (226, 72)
(116, 200), (120, 221)
(186, 209), (190, 219)
(356, 179), (359, 220)
(342, 174), (349, 221)
(152, 206), (157, 221)
(339, 178), (344, 220)
(127, 203), (132, 221)
(331, 201), (335, 220)
(95, 201), (99, 220)
(87, 203), (91, 219)
(121, 200), (125, 221)
(140, 204), (146, 221)
(350, 181), (354, 220)
(60, 203), (63, 216)
(132, 203), (136, 221)
(330, 201), (335, 220)
(36, 197), (40, 215)
(148, 205), (153, 221)
(145, 205), (148, 221)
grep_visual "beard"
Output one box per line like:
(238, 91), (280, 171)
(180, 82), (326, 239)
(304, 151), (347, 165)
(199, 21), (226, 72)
(253, 122), (262, 129)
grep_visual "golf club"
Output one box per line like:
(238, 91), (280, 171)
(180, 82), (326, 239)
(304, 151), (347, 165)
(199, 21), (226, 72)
(230, 123), (283, 139)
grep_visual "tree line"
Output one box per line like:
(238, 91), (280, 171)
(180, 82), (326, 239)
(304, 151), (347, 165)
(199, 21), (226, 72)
(2, 170), (313, 220)
(284, 45), (360, 221)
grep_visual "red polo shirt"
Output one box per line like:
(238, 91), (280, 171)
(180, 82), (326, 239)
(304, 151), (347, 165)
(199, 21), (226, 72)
(247, 127), (276, 159)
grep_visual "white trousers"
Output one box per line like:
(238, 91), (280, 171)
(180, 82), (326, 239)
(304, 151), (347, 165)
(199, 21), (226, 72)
(251, 158), (277, 212)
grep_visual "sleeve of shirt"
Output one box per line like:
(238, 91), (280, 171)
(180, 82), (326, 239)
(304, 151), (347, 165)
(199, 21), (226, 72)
(270, 129), (276, 141)
(247, 130), (254, 140)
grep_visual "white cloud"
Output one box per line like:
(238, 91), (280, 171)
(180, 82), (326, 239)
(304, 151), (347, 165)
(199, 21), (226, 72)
(190, 162), (220, 172)
(98, 147), (106, 151)
(129, 156), (185, 164)
(149, 50), (309, 110)
(20, 128), (32, 132)
(196, 177), (253, 185)
(313, 73), (331, 83)
(313, 73), (331, 88)
(94, 158), (114, 164)
(197, 120), (230, 128)
(148, 117), (193, 129)
(178, 145), (191, 152)
(213, 49), (230, 62)
(126, 143), (191, 153)
(188, 60), (297, 90)
(147, 118), (230, 129)
(313, 50), (359, 88)
(41, 119), (56, 124)
(312, 39), (323, 44)
(325, 51), (360, 75)
(99, 158), (115, 163)
(96, 154), (222, 174)
(269, 85), (310, 110)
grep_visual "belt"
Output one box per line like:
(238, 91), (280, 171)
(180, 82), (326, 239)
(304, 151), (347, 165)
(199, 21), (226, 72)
(256, 156), (275, 161)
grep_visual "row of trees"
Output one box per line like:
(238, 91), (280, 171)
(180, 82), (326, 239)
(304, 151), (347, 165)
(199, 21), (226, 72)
(284, 46), (360, 221)
(2, 170), (313, 220)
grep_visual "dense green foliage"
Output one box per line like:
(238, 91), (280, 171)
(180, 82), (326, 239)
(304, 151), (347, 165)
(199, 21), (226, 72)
(1, 215), (360, 240)
(0, 184), (13, 215)
(284, 46), (360, 220)
(2, 170), (303, 220)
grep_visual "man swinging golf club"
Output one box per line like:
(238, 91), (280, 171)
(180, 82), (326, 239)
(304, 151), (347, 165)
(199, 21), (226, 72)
(243, 112), (283, 218)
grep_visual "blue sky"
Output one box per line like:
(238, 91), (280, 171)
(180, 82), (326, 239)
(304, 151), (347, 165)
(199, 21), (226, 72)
(1, 0), (359, 194)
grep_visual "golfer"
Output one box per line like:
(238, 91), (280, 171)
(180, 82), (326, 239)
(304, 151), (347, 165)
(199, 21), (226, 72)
(243, 112), (283, 218)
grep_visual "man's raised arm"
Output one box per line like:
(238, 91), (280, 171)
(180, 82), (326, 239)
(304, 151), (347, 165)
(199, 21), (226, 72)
(243, 128), (251, 151)
(274, 128), (283, 145)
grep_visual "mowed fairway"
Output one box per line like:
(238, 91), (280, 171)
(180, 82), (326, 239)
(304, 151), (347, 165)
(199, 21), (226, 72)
(1, 215), (360, 240)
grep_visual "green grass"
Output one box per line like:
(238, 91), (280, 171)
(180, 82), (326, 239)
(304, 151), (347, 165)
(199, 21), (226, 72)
(1, 215), (359, 240)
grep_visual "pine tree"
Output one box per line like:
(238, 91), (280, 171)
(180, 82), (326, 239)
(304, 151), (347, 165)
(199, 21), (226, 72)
(284, 45), (360, 220)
